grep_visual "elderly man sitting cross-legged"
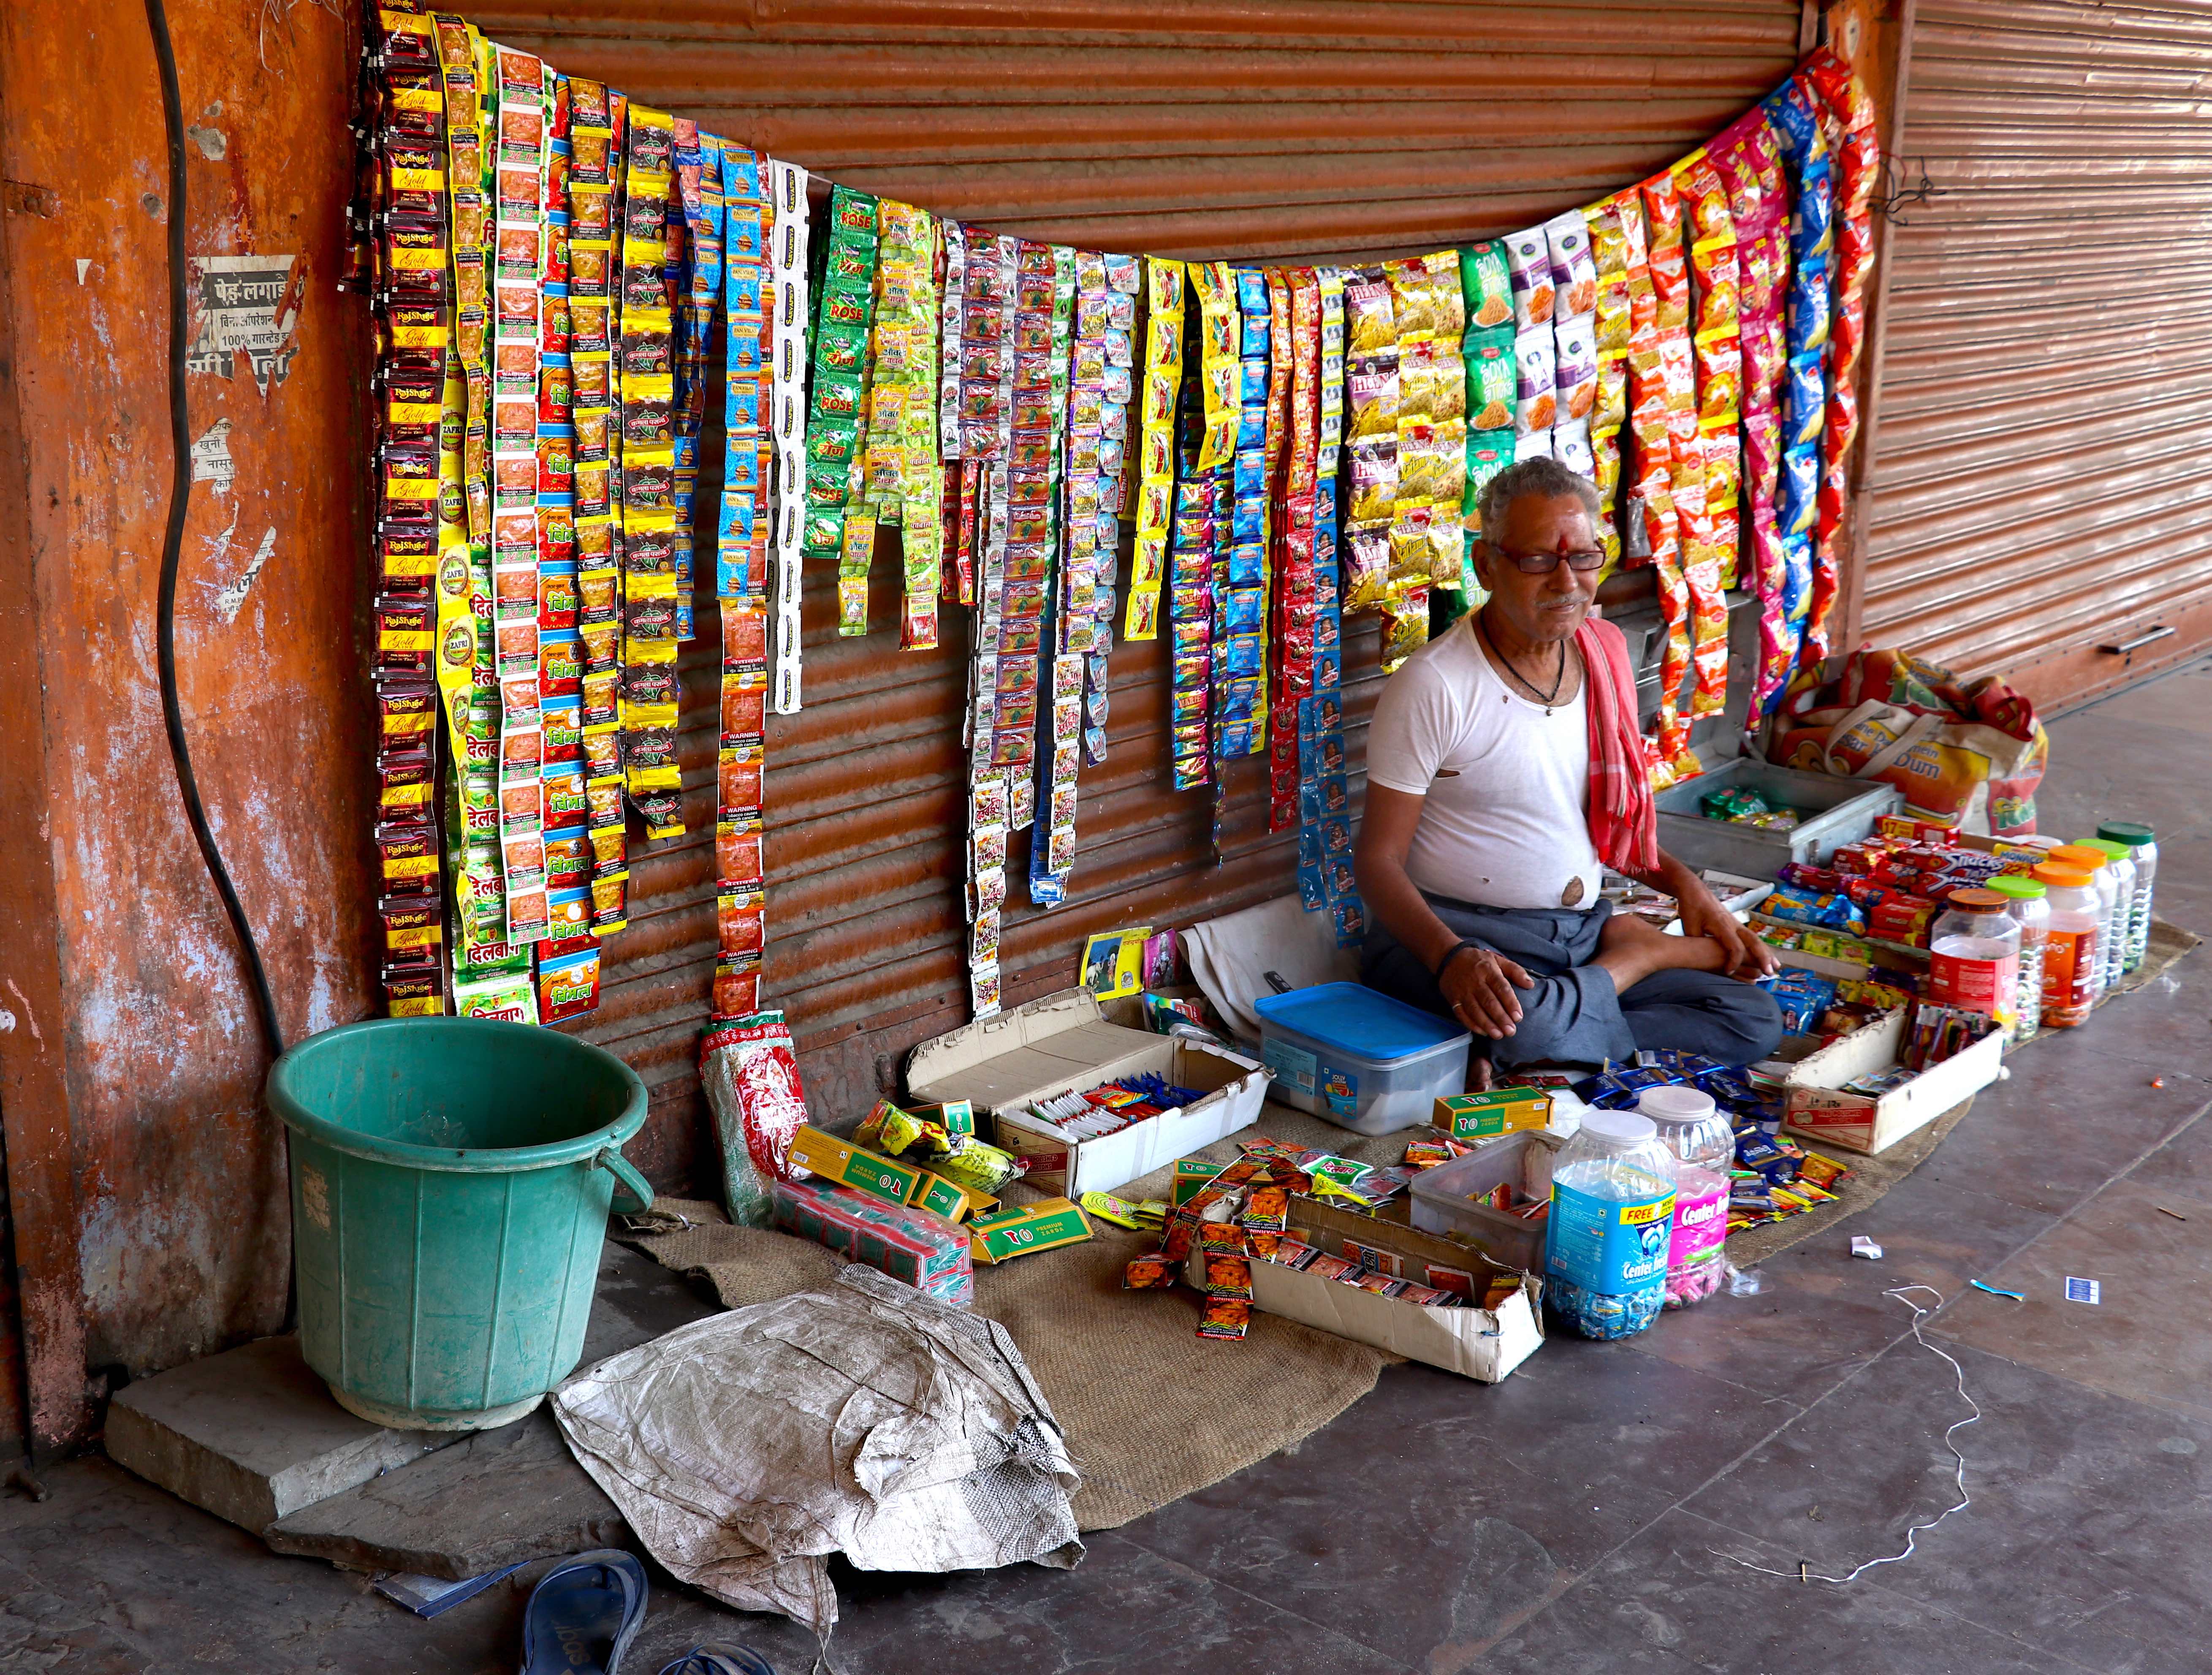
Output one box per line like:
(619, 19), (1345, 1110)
(1352, 457), (1784, 1088)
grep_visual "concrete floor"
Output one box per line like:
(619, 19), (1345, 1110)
(6, 662), (2211, 1675)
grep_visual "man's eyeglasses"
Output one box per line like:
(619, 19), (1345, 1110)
(1486, 542), (1606, 575)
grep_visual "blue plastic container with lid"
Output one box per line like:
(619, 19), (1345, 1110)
(1251, 982), (1471, 1135)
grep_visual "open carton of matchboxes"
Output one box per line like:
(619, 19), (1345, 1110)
(907, 988), (1269, 1198)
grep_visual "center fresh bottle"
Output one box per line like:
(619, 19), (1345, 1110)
(1638, 1085), (1733, 1308)
(1544, 1108), (1677, 1339)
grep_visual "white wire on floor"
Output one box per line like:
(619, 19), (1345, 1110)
(1713, 1284), (1981, 1584)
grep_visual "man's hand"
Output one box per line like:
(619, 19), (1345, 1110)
(1439, 943), (1536, 1038)
(1675, 879), (1778, 979)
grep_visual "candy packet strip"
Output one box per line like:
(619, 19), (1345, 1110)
(1026, 243), (1080, 907)
(1813, 57), (1879, 679)
(1219, 265), (1269, 774)
(961, 233), (1018, 1016)
(1714, 111), (1797, 724)
(1124, 255), (1182, 644)
(371, 16), (453, 1014)
(669, 121), (726, 645)
(864, 199), (944, 650)
(614, 102), (682, 842)
(1265, 268), (1319, 835)
(1629, 172), (1700, 787)
(490, 47), (551, 943)
(1764, 76), (1831, 691)
(766, 159), (809, 709)
(1339, 265), (1397, 625)
(801, 183), (880, 637)
(1070, 250), (1137, 764)
(1672, 148), (1740, 714)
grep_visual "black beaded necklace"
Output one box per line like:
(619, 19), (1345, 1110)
(1474, 613), (1569, 715)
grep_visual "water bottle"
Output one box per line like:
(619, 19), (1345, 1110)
(2097, 821), (2158, 973)
(1544, 1108), (1677, 1339)
(1639, 1086), (1734, 1308)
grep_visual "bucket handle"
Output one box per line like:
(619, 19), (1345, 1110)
(592, 1146), (654, 1214)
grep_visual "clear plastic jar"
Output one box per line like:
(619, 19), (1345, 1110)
(2048, 846), (2117, 1006)
(1638, 1086), (1732, 1310)
(1543, 1108), (1677, 1340)
(2077, 838), (2139, 991)
(2098, 821), (2158, 973)
(1986, 875), (2047, 1042)
(2033, 862), (2102, 1027)
(1928, 888), (2022, 1027)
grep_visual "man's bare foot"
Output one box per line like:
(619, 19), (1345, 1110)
(1593, 913), (1729, 995)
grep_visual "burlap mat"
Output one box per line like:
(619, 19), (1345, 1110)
(1727, 915), (2199, 1266)
(621, 1104), (1417, 1533)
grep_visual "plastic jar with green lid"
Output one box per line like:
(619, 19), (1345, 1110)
(1987, 875), (2047, 1041)
(2095, 821), (2158, 973)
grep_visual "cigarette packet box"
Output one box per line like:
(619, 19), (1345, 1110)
(1433, 1087), (1551, 1142)
(968, 1197), (1092, 1265)
(908, 988), (1268, 1197)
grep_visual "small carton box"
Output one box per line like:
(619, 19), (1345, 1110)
(907, 1171), (996, 1225)
(1172, 1158), (1227, 1207)
(787, 1125), (926, 1207)
(770, 1176), (973, 1306)
(1184, 1220), (1544, 1383)
(907, 988), (1268, 1197)
(1433, 1087), (1551, 1142)
(968, 1197), (1093, 1264)
(1783, 1007), (2006, 1156)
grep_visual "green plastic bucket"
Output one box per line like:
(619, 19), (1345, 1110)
(268, 1017), (652, 1431)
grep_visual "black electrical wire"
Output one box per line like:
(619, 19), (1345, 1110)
(147, 0), (287, 1061)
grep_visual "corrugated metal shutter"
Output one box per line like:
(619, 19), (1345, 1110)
(1861, 0), (2212, 705)
(470, 0), (1806, 1182)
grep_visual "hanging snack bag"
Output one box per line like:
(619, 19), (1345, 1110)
(1545, 210), (1599, 320)
(1466, 328), (1517, 431)
(699, 1009), (812, 1227)
(1553, 315), (1600, 423)
(1554, 418), (1595, 480)
(1514, 326), (1558, 434)
(1504, 225), (1556, 330)
(1460, 239), (1514, 329)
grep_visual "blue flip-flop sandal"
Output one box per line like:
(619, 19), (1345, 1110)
(519, 1548), (650, 1674)
(657, 1647), (776, 1675)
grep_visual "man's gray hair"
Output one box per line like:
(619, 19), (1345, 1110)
(1477, 456), (1602, 546)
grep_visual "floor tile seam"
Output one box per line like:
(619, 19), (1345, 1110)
(1656, 1508), (2115, 1674)
(1089, 1528), (1424, 1672)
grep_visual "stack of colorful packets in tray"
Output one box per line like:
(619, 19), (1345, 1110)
(1121, 1139), (1445, 1343)
(1015, 1072), (1208, 1140)
(366, 7), (455, 1016)
(1804, 47), (1881, 670)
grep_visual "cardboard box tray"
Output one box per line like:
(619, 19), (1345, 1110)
(907, 987), (1268, 1197)
(1783, 1006), (2005, 1157)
